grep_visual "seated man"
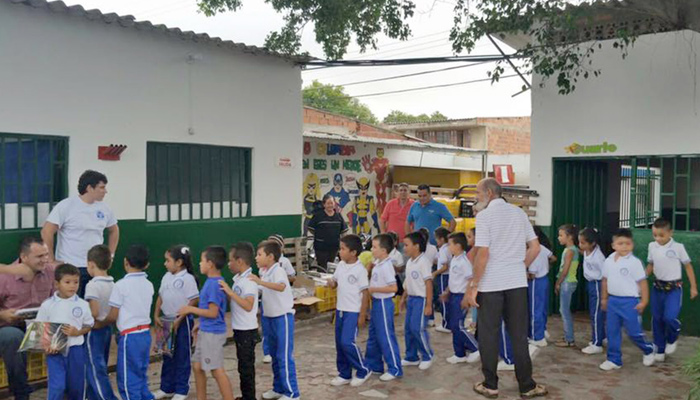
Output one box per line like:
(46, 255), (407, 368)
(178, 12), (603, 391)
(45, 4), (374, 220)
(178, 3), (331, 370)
(0, 237), (54, 400)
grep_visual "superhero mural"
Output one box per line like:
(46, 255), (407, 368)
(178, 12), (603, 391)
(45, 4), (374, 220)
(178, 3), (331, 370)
(302, 141), (391, 236)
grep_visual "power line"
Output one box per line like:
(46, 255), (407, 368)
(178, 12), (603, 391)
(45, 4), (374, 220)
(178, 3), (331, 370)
(351, 74), (520, 98)
(342, 29), (451, 56)
(304, 53), (520, 68)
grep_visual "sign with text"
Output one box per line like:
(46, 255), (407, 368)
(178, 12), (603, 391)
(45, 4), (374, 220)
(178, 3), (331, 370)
(564, 142), (617, 155)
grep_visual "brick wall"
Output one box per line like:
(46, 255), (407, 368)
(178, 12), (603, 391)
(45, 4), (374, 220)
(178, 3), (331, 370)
(478, 117), (531, 154)
(303, 107), (406, 140)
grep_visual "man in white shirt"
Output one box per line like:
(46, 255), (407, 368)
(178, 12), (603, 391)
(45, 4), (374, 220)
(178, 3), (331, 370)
(466, 179), (547, 399)
(41, 170), (119, 298)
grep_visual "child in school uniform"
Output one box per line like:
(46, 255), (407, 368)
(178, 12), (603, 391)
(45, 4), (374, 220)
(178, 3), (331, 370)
(554, 224), (580, 348)
(104, 245), (154, 400)
(178, 246), (234, 400)
(418, 228), (439, 327)
(646, 218), (698, 361)
(36, 263), (94, 400)
(433, 227), (452, 334)
(579, 228), (607, 355)
(439, 232), (479, 364)
(400, 231), (434, 370)
(599, 229), (656, 371)
(249, 241), (299, 400)
(326, 234), (372, 387)
(366, 234), (403, 381)
(219, 242), (260, 400)
(387, 231), (406, 297)
(152, 245), (199, 400)
(84, 245), (118, 400)
(527, 228), (556, 348)
(262, 235), (296, 364)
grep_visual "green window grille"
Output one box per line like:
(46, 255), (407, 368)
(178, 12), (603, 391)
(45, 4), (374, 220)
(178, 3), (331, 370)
(146, 142), (252, 222)
(0, 133), (69, 230)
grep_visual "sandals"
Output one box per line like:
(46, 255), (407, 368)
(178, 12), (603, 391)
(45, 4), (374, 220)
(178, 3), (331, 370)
(473, 382), (499, 398)
(521, 384), (548, 398)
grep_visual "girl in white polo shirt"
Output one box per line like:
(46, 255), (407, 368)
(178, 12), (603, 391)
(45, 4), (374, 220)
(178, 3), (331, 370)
(153, 245), (199, 400)
(326, 235), (371, 387)
(400, 231), (434, 370)
(527, 227), (556, 348)
(579, 228), (607, 355)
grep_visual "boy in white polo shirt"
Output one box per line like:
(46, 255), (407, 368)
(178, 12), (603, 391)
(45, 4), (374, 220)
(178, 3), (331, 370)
(105, 244), (155, 400)
(36, 263), (94, 400)
(646, 218), (698, 361)
(326, 234), (371, 388)
(220, 242), (259, 400)
(249, 241), (299, 400)
(400, 231), (434, 370)
(599, 229), (655, 371)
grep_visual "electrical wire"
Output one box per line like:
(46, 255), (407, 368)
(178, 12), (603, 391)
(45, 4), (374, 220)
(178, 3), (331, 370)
(350, 74), (519, 98)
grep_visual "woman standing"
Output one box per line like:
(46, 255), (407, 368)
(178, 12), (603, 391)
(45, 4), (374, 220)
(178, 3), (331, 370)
(308, 194), (350, 269)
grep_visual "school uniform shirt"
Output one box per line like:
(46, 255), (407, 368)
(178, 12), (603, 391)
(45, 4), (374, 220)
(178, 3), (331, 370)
(647, 239), (691, 282)
(448, 252), (473, 294)
(36, 293), (94, 347)
(404, 254), (433, 297)
(425, 244), (439, 266)
(437, 244), (452, 274)
(602, 253), (646, 297)
(159, 270), (199, 319)
(84, 276), (115, 321)
(333, 261), (369, 313)
(528, 246), (553, 279)
(108, 272), (154, 332)
(370, 258), (396, 300)
(389, 248), (405, 269)
(583, 246), (606, 281)
(230, 268), (259, 330)
(45, 196), (117, 268)
(198, 277), (228, 334)
(261, 264), (294, 318)
(280, 255), (296, 277)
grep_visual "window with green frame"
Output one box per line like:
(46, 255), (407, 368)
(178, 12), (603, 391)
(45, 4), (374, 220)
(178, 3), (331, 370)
(146, 142), (252, 222)
(0, 133), (69, 230)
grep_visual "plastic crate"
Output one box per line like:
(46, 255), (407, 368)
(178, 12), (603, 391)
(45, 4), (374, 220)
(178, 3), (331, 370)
(435, 198), (460, 218)
(0, 359), (7, 389)
(0, 352), (46, 389)
(393, 296), (400, 316)
(459, 199), (475, 218)
(315, 286), (337, 313)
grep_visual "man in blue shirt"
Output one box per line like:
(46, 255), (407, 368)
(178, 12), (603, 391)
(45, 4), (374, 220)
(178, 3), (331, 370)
(405, 184), (456, 245)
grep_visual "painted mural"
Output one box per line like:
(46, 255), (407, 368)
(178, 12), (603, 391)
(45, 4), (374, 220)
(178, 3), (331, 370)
(302, 140), (390, 236)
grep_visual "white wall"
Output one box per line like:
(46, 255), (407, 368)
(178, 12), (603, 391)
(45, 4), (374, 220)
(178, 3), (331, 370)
(0, 2), (302, 220)
(531, 30), (700, 225)
(488, 154), (530, 185)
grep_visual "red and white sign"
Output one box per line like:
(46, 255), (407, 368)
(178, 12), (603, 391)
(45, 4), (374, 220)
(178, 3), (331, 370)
(276, 157), (293, 168)
(493, 164), (514, 185)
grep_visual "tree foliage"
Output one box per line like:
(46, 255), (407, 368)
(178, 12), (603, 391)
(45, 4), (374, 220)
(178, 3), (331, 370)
(382, 110), (448, 124)
(303, 81), (378, 124)
(198, 0), (699, 94)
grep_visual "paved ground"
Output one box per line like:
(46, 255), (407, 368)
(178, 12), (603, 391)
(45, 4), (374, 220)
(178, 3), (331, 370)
(28, 312), (695, 400)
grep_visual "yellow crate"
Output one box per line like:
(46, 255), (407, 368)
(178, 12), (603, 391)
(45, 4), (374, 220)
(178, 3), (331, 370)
(0, 352), (47, 389)
(435, 198), (461, 218)
(315, 286), (337, 313)
(393, 296), (400, 316)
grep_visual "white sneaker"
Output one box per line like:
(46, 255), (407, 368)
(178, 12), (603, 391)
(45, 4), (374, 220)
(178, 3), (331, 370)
(153, 391), (173, 400)
(528, 344), (539, 358)
(529, 338), (547, 347)
(581, 344), (604, 355)
(665, 341), (678, 355)
(428, 320), (436, 327)
(466, 351), (481, 363)
(262, 390), (283, 399)
(172, 395), (188, 400)
(330, 376), (350, 386)
(401, 359), (420, 367)
(418, 359), (433, 370)
(379, 372), (398, 382)
(544, 330), (551, 340)
(497, 360), (514, 371)
(599, 360), (621, 371)
(654, 353), (666, 362)
(350, 372), (371, 387)
(435, 326), (451, 333)
(280, 397), (299, 400)
(263, 355), (273, 363)
(643, 352), (656, 367)
(446, 355), (468, 364)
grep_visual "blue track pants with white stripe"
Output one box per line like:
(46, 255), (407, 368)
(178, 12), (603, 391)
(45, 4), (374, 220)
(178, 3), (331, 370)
(404, 296), (433, 362)
(269, 313), (299, 399)
(365, 298), (403, 377)
(47, 344), (86, 400)
(86, 326), (117, 400)
(117, 330), (153, 400)
(335, 310), (370, 379)
(587, 280), (606, 346)
(160, 316), (194, 395)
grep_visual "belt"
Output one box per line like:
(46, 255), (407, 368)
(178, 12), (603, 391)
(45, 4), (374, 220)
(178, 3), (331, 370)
(120, 324), (150, 336)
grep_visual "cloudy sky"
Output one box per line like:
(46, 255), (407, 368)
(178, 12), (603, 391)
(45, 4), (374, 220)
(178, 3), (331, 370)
(61, 0), (531, 120)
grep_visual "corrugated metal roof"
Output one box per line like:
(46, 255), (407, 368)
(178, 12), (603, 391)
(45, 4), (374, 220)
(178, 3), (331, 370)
(7, 0), (313, 64)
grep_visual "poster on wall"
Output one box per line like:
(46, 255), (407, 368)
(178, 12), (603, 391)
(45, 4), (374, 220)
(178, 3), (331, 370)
(302, 140), (390, 236)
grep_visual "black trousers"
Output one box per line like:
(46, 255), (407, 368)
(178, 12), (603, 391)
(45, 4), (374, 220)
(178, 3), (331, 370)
(233, 329), (258, 400)
(477, 288), (536, 393)
(315, 247), (338, 270)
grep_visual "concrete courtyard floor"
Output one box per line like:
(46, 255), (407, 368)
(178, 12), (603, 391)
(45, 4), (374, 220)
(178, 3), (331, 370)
(28, 312), (696, 400)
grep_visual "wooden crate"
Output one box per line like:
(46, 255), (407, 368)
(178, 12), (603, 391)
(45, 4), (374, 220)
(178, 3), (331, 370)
(282, 237), (309, 273)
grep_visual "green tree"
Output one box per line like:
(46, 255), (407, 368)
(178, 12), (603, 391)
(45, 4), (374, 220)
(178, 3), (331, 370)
(198, 0), (698, 94)
(383, 110), (448, 124)
(303, 81), (378, 124)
